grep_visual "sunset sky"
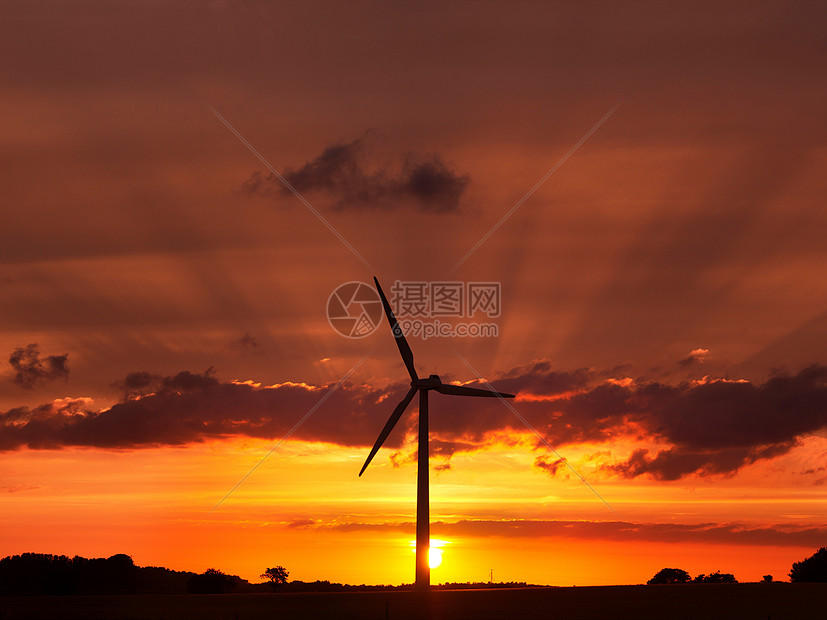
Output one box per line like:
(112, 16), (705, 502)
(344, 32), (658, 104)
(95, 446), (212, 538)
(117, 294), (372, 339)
(2, 1), (826, 587)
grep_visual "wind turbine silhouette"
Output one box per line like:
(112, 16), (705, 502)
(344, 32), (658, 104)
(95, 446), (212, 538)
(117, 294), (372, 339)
(359, 277), (515, 590)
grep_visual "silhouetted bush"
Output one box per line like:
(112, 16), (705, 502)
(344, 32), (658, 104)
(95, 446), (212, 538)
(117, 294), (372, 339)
(693, 571), (737, 583)
(187, 568), (235, 594)
(135, 566), (197, 593)
(647, 568), (691, 585)
(790, 547), (827, 583)
(762, 575), (773, 583)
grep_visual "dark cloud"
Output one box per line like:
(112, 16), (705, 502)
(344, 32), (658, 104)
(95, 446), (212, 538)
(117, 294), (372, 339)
(8, 344), (69, 389)
(2, 363), (827, 482)
(534, 455), (565, 476)
(242, 137), (469, 213)
(113, 368), (218, 401)
(229, 333), (259, 351)
(113, 371), (159, 400)
(607, 443), (797, 482)
(296, 518), (827, 548)
(604, 365), (827, 480)
(498, 361), (594, 396)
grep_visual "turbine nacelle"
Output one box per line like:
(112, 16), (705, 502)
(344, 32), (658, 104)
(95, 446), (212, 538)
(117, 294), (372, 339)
(413, 375), (443, 389)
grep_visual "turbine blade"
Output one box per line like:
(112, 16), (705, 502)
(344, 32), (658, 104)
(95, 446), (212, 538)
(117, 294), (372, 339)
(374, 276), (418, 381)
(359, 387), (418, 476)
(435, 384), (515, 398)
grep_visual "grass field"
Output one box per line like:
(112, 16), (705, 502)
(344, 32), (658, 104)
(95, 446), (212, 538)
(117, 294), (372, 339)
(1, 583), (825, 620)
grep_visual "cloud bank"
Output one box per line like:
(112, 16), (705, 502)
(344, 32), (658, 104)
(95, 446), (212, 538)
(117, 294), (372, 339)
(2, 362), (826, 480)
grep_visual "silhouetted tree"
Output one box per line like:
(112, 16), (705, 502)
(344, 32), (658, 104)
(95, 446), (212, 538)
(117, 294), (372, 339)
(790, 547), (827, 582)
(187, 568), (235, 594)
(105, 554), (138, 592)
(74, 554), (137, 594)
(647, 568), (691, 584)
(693, 571), (737, 583)
(261, 566), (289, 591)
(762, 574), (773, 583)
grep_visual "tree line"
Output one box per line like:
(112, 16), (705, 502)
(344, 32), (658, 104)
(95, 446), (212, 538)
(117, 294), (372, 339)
(647, 568), (737, 584)
(646, 547), (827, 585)
(1, 547), (825, 596)
(0, 554), (262, 596)
(0, 554), (394, 595)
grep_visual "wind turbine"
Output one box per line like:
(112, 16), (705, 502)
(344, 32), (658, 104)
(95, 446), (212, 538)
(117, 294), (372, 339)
(359, 276), (515, 590)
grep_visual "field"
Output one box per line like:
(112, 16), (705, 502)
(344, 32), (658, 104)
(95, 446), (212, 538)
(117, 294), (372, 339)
(1, 583), (825, 620)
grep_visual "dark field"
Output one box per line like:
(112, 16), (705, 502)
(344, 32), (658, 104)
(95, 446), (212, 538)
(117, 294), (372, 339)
(2, 583), (825, 620)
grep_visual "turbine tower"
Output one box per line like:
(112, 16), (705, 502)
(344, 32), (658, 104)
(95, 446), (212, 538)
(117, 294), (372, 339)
(360, 276), (515, 590)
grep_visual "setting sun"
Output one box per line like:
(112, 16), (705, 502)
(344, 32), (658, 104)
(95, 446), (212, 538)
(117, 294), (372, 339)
(429, 548), (443, 569)
(409, 540), (448, 571)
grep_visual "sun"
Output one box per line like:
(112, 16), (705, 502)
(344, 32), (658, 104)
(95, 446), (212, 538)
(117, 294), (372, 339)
(410, 539), (449, 570)
(429, 547), (443, 569)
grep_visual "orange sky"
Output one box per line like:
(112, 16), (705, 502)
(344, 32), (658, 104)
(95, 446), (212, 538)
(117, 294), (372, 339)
(1, 1), (826, 586)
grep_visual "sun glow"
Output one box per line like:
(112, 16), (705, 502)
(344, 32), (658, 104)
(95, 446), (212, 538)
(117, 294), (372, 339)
(410, 539), (449, 570)
(429, 547), (443, 569)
